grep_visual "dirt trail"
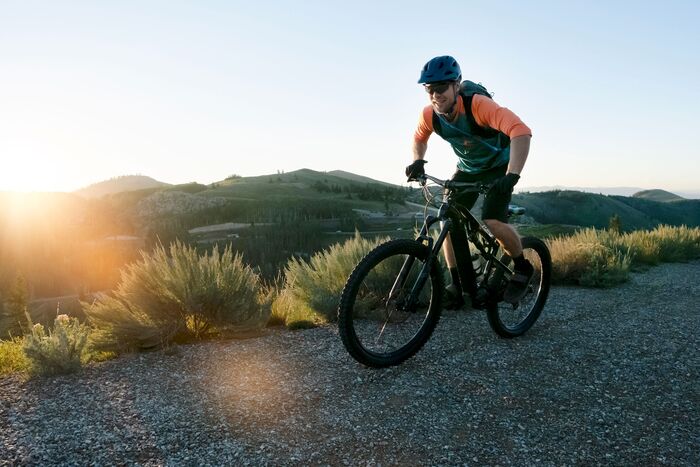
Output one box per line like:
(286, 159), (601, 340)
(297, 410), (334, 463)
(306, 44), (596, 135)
(2, 261), (698, 466)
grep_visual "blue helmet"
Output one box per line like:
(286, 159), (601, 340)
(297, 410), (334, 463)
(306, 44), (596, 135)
(418, 56), (461, 84)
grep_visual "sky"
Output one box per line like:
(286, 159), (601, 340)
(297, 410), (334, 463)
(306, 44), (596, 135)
(1, 0), (699, 194)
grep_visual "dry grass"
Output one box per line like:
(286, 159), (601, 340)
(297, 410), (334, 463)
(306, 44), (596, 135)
(546, 225), (700, 287)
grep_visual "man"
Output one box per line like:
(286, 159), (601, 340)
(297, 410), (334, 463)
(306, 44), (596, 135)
(406, 55), (533, 308)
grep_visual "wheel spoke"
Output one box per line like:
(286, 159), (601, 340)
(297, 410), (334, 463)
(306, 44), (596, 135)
(338, 239), (444, 367)
(486, 237), (551, 338)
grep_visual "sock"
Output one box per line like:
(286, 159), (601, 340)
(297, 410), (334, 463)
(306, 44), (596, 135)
(513, 254), (528, 271)
(449, 267), (462, 292)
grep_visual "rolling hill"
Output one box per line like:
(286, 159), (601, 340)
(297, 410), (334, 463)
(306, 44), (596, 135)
(75, 175), (171, 198)
(632, 189), (685, 202)
(2, 169), (699, 300)
(40, 169), (700, 232)
(511, 190), (700, 230)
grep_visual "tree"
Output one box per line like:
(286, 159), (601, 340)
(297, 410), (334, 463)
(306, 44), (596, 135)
(0, 274), (29, 338)
(608, 214), (622, 235)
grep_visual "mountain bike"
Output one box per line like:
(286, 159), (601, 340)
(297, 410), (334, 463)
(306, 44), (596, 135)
(337, 172), (551, 367)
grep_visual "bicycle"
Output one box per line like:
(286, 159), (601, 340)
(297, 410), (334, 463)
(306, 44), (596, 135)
(337, 172), (552, 367)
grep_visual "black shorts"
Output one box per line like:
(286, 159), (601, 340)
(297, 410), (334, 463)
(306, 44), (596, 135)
(450, 165), (511, 223)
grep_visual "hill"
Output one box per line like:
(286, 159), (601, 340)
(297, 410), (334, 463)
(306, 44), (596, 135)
(3, 169), (699, 299)
(76, 175), (171, 198)
(209, 168), (401, 197)
(512, 190), (700, 230)
(632, 189), (685, 202)
(327, 170), (397, 187)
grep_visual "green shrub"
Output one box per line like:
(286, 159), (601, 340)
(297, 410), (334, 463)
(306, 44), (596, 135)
(273, 233), (390, 327)
(84, 241), (267, 351)
(0, 337), (29, 376)
(22, 315), (89, 376)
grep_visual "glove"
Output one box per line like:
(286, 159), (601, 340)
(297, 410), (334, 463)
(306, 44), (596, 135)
(491, 173), (520, 194)
(405, 159), (427, 181)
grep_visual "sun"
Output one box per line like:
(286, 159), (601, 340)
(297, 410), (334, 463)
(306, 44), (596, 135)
(0, 159), (85, 193)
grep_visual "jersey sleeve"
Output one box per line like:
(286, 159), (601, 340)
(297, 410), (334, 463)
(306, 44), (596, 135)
(413, 106), (434, 143)
(471, 94), (532, 138)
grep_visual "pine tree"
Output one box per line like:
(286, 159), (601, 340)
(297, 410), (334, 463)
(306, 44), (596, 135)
(608, 214), (622, 235)
(0, 274), (29, 338)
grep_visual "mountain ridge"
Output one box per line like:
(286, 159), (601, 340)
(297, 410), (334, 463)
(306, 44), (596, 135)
(75, 175), (171, 198)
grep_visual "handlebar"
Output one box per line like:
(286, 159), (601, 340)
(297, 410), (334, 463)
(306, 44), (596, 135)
(414, 174), (490, 194)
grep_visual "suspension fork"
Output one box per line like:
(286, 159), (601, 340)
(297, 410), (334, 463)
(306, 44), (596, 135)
(387, 215), (449, 308)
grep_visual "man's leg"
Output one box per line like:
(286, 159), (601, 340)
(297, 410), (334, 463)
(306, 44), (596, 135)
(441, 186), (479, 309)
(484, 218), (533, 303)
(483, 219), (522, 257)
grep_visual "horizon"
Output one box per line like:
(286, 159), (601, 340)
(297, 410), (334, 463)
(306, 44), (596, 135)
(2, 168), (699, 200)
(1, 1), (699, 193)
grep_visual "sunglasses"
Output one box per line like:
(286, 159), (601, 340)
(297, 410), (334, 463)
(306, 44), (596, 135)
(424, 82), (453, 95)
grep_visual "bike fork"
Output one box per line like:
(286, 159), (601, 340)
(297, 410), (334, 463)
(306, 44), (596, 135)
(387, 217), (450, 309)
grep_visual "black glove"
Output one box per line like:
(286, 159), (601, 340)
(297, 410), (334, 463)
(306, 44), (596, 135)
(491, 173), (520, 194)
(405, 159), (427, 181)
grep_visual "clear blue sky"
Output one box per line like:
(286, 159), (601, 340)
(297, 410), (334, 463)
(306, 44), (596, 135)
(1, 0), (698, 193)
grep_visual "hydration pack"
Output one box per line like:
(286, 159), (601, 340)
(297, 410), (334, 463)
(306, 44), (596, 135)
(431, 80), (510, 148)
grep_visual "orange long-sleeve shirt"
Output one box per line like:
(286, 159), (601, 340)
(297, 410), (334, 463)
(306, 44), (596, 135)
(414, 94), (532, 144)
(414, 94), (531, 173)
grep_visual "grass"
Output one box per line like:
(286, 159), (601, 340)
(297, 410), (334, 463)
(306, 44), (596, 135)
(546, 225), (700, 287)
(0, 337), (30, 376)
(271, 233), (390, 328)
(518, 223), (582, 239)
(0, 330), (118, 378)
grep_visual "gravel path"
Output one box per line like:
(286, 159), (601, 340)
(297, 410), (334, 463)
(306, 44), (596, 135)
(2, 261), (699, 466)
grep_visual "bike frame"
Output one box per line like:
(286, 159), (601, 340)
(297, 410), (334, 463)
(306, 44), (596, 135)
(390, 174), (515, 308)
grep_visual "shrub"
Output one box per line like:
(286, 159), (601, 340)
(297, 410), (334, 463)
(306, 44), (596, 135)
(273, 233), (390, 327)
(637, 225), (700, 263)
(0, 337), (29, 376)
(84, 241), (267, 351)
(22, 315), (89, 376)
(546, 225), (700, 287)
(547, 228), (631, 287)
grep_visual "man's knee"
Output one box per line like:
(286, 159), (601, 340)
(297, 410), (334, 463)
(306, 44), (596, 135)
(484, 218), (505, 231)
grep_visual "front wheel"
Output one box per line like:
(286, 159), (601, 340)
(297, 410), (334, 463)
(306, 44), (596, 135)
(338, 239), (444, 367)
(486, 236), (552, 338)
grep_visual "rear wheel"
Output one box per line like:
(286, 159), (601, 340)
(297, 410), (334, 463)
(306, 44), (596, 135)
(338, 239), (444, 367)
(486, 236), (551, 338)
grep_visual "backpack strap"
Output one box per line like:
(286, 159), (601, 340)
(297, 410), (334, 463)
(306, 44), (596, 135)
(432, 94), (496, 138)
(462, 94), (500, 138)
(431, 108), (443, 136)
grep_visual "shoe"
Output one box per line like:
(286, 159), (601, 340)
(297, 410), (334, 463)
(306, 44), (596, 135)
(503, 260), (534, 304)
(443, 284), (465, 310)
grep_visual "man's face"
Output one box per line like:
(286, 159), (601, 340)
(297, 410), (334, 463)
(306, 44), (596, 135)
(424, 81), (458, 114)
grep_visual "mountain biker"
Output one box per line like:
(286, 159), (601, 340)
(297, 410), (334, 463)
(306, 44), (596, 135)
(406, 55), (533, 308)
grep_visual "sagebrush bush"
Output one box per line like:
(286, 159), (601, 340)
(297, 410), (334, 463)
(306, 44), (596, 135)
(22, 315), (89, 376)
(84, 241), (267, 351)
(273, 233), (390, 326)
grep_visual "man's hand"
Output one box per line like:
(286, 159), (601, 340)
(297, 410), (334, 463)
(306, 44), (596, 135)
(405, 159), (427, 181)
(491, 173), (520, 194)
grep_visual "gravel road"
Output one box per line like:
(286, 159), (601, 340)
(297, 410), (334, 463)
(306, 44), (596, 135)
(2, 261), (698, 466)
